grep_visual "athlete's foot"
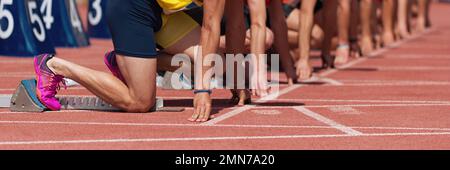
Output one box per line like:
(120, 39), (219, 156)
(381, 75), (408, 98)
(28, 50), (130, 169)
(321, 54), (335, 69)
(382, 32), (395, 47)
(395, 26), (411, 39)
(287, 77), (295, 86)
(426, 19), (432, 28)
(230, 89), (251, 106)
(285, 66), (298, 86)
(335, 44), (350, 66)
(361, 37), (374, 56)
(104, 51), (125, 83)
(295, 60), (313, 81)
(34, 54), (66, 111)
(396, 27), (411, 40)
(416, 17), (427, 32)
(350, 40), (362, 58)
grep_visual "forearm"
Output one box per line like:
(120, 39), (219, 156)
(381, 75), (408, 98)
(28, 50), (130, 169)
(247, 0), (267, 57)
(196, 0), (225, 90)
(298, 0), (317, 61)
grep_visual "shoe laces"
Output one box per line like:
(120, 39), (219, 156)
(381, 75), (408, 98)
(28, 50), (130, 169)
(41, 71), (66, 97)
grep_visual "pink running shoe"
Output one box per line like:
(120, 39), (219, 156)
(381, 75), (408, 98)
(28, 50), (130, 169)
(34, 54), (65, 111)
(104, 51), (125, 83)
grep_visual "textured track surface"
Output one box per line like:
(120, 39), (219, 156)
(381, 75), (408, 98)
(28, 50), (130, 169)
(0, 3), (449, 150)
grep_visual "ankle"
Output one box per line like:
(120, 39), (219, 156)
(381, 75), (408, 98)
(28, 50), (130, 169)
(46, 58), (63, 76)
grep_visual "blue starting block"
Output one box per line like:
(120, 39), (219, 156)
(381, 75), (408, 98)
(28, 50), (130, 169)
(36, 0), (90, 47)
(87, 0), (111, 39)
(0, 0), (55, 57)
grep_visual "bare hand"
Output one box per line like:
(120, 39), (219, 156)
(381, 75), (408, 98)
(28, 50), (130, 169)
(189, 93), (212, 122)
(296, 60), (313, 81)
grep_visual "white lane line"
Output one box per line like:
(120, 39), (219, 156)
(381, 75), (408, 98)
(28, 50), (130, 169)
(328, 106), (362, 115)
(3, 103), (450, 114)
(339, 82), (450, 86)
(383, 54), (450, 59)
(294, 107), (363, 136)
(0, 95), (11, 107)
(320, 78), (344, 86)
(335, 80), (450, 86)
(0, 110), (100, 114)
(190, 103), (450, 110)
(375, 66), (450, 71)
(1, 120), (450, 132)
(305, 103), (450, 108)
(0, 132), (450, 146)
(272, 98), (450, 104)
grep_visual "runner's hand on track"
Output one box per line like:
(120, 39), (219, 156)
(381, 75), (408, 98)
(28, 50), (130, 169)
(296, 60), (313, 81)
(251, 66), (271, 97)
(190, 93), (212, 122)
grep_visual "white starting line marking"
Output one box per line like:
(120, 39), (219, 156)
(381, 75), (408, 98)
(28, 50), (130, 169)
(328, 106), (362, 115)
(320, 78), (344, 86)
(251, 110), (282, 115)
(0, 132), (449, 146)
(273, 98), (450, 104)
(305, 103), (450, 108)
(294, 107), (363, 136)
(1, 120), (450, 132)
(364, 66), (450, 71)
(0, 95), (11, 107)
(383, 54), (450, 59)
(337, 80), (450, 86)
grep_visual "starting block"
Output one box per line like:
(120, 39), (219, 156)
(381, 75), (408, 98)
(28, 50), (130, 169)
(1, 79), (184, 113)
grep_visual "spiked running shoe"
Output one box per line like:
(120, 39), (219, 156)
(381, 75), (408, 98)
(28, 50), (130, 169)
(104, 51), (126, 83)
(34, 54), (66, 111)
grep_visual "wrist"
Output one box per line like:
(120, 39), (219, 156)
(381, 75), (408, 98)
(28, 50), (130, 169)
(194, 89), (212, 95)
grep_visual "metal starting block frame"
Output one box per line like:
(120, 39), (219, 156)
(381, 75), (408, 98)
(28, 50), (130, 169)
(0, 79), (184, 113)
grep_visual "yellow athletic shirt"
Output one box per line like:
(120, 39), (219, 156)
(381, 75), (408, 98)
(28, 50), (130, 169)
(156, 0), (203, 11)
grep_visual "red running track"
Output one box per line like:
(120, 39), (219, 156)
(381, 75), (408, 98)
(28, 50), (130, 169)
(0, 3), (449, 150)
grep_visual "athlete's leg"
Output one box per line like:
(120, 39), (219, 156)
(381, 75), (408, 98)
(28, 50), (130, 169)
(416, 0), (427, 32)
(319, 0), (338, 69)
(349, 0), (361, 58)
(360, 0), (374, 56)
(36, 0), (161, 113)
(46, 55), (157, 113)
(396, 0), (411, 39)
(268, 0), (297, 85)
(425, 0), (432, 28)
(224, 0), (251, 105)
(381, 0), (395, 46)
(335, 0), (351, 65)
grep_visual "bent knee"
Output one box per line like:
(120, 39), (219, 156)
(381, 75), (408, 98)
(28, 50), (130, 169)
(122, 98), (155, 113)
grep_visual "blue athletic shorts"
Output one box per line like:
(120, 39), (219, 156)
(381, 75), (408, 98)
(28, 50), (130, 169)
(106, 0), (162, 58)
